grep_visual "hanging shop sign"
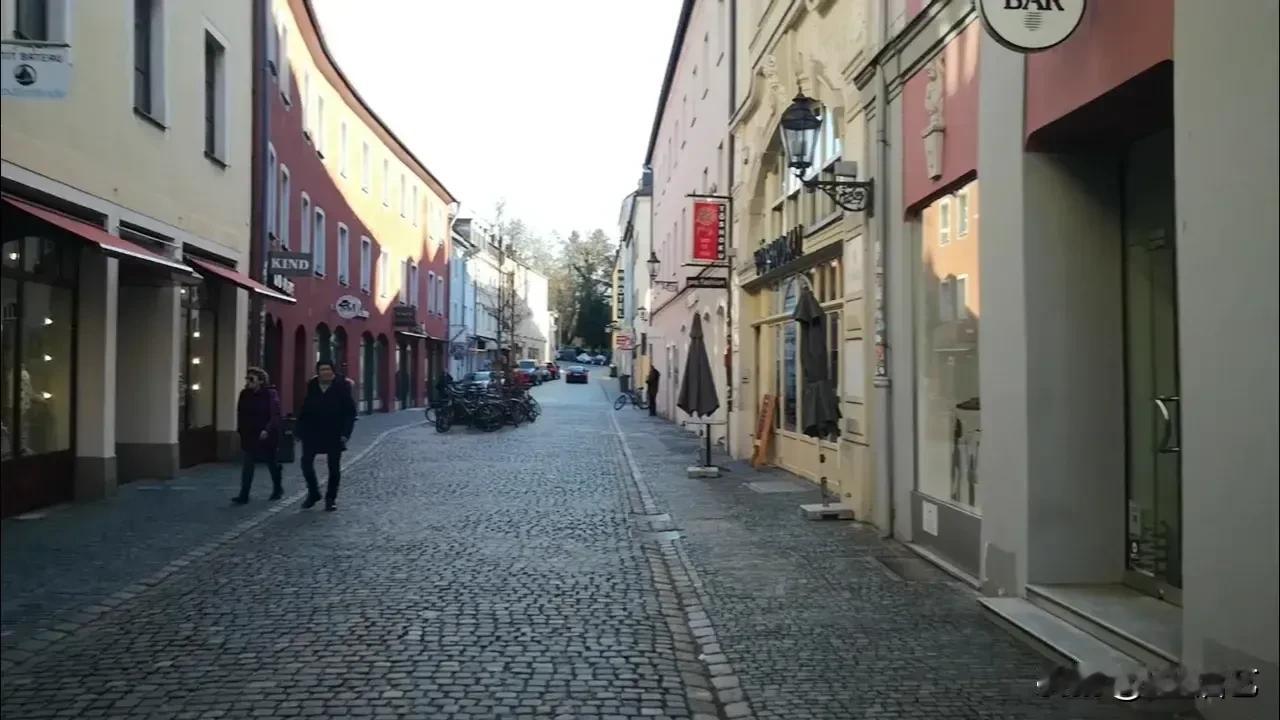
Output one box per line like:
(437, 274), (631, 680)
(754, 225), (805, 276)
(613, 267), (625, 321)
(687, 275), (729, 289)
(268, 251), (313, 276)
(1, 41), (70, 100)
(392, 305), (418, 328)
(691, 200), (728, 262)
(335, 294), (363, 320)
(977, 0), (1087, 53)
(615, 333), (634, 350)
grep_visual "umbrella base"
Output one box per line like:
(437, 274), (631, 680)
(799, 502), (856, 521)
(686, 465), (721, 478)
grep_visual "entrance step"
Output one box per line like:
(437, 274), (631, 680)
(1026, 583), (1180, 669)
(979, 597), (1141, 678)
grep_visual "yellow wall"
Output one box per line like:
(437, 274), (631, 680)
(1, 0), (253, 261)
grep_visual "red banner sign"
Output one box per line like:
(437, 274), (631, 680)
(691, 201), (725, 262)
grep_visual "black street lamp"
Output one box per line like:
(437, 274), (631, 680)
(647, 250), (660, 282)
(779, 90), (875, 215)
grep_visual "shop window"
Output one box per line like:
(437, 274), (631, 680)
(938, 198), (952, 246)
(915, 180), (981, 510)
(777, 278), (799, 433)
(180, 283), (217, 435)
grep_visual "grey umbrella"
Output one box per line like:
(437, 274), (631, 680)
(793, 284), (840, 439)
(677, 313), (720, 417)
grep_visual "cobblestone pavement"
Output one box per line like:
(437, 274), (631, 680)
(2, 373), (1197, 719)
(1, 409), (427, 668)
(602, 378), (1197, 720)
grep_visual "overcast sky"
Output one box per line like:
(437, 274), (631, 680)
(311, 0), (682, 242)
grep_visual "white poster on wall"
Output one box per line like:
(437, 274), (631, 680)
(845, 233), (864, 295)
(844, 338), (865, 403)
(921, 501), (939, 536)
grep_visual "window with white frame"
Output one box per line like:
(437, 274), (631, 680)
(399, 173), (407, 217)
(437, 275), (445, 315)
(378, 249), (390, 298)
(302, 69), (311, 139)
(312, 207), (326, 277)
(133, 0), (166, 122)
(938, 198), (952, 246)
(315, 95), (326, 157)
(277, 21), (291, 104)
(15, 0), (70, 42)
(399, 259), (409, 304)
(267, 10), (278, 78)
(939, 276), (955, 321)
(203, 30), (227, 162)
(957, 190), (970, 237)
(411, 185), (419, 226)
(359, 236), (372, 293)
(409, 263), (419, 308)
(955, 274), (970, 319)
(266, 144), (278, 239)
(278, 165), (291, 248)
(382, 159), (390, 205)
(339, 121), (348, 176)
(361, 142), (371, 192)
(337, 223), (350, 286)
(299, 193), (311, 252)
(426, 272), (435, 313)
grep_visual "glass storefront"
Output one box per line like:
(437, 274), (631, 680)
(179, 282), (219, 468)
(767, 257), (843, 440)
(1, 230), (80, 515)
(914, 180), (981, 510)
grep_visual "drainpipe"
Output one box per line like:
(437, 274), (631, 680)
(873, 10), (894, 538)
(247, 0), (272, 366)
(724, 0), (737, 459)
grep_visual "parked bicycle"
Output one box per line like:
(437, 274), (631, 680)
(433, 382), (540, 433)
(614, 386), (648, 411)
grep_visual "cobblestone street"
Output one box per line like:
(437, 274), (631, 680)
(1, 374), (1193, 719)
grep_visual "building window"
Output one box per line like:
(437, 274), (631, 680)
(361, 142), (371, 192)
(411, 186), (419, 226)
(915, 180), (981, 510)
(409, 263), (419, 307)
(359, 236), (372, 293)
(382, 159), (390, 206)
(779, 280), (798, 432)
(277, 165), (291, 248)
(277, 22), (291, 104)
(337, 224), (350, 286)
(339, 121), (348, 176)
(299, 193), (311, 252)
(938, 198), (951, 246)
(315, 95), (326, 157)
(14, 0), (49, 40)
(399, 259), (409, 304)
(399, 173), (407, 217)
(266, 144), (278, 242)
(957, 190), (970, 237)
(133, 0), (163, 120)
(312, 207), (326, 277)
(426, 272), (435, 313)
(302, 70), (311, 139)
(203, 31), (227, 162)
(378, 249), (390, 298)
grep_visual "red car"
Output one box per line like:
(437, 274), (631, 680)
(565, 366), (589, 384)
(545, 362), (560, 380)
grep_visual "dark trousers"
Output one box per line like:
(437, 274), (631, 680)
(647, 391), (658, 416)
(239, 452), (283, 499)
(301, 448), (342, 502)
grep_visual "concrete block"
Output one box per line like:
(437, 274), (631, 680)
(799, 502), (856, 521)
(686, 466), (721, 478)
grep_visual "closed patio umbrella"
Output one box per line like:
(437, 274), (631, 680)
(793, 284), (840, 439)
(678, 313), (720, 468)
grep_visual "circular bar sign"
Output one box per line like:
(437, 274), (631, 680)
(978, 0), (1087, 53)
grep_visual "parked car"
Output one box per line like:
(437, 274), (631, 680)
(545, 362), (560, 380)
(459, 371), (496, 391)
(576, 353), (593, 364)
(592, 354), (608, 365)
(565, 366), (589, 384)
(516, 359), (546, 385)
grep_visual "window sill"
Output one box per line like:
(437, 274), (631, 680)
(204, 151), (228, 169)
(133, 107), (167, 131)
(314, 272), (326, 279)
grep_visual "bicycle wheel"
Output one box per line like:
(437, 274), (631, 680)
(434, 406), (453, 433)
(527, 397), (541, 419)
(424, 405), (437, 424)
(633, 393), (648, 410)
(613, 394), (628, 411)
(475, 404), (503, 432)
(506, 399), (528, 426)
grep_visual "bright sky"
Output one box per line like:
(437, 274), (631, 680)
(311, 0), (683, 242)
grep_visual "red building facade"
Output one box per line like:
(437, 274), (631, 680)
(258, 0), (455, 414)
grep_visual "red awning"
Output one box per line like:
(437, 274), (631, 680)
(185, 256), (296, 304)
(4, 196), (195, 275)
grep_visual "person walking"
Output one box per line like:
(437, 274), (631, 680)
(232, 367), (283, 504)
(297, 360), (357, 512)
(646, 365), (660, 417)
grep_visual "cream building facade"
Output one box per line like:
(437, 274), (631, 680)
(1, 0), (277, 516)
(728, 0), (878, 518)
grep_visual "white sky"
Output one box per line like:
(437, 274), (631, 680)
(311, 0), (683, 241)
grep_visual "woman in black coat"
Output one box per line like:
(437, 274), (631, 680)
(297, 360), (357, 511)
(233, 367), (283, 504)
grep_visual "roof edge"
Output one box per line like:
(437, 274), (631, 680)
(298, 0), (458, 205)
(643, 0), (698, 166)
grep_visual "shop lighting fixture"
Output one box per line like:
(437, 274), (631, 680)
(779, 90), (874, 214)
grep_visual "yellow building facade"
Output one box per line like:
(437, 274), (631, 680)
(729, 0), (877, 518)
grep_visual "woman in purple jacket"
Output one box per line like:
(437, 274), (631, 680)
(232, 367), (284, 504)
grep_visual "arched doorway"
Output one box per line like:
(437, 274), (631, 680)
(395, 338), (411, 409)
(292, 325), (307, 414)
(333, 327), (349, 378)
(315, 323), (333, 366)
(375, 335), (390, 412)
(359, 332), (375, 414)
(263, 313), (283, 387)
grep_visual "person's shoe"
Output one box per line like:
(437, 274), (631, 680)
(231, 496), (249, 505)
(268, 489), (284, 501)
(324, 501), (337, 512)
(301, 494), (321, 509)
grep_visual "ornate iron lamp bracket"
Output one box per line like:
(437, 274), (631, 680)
(802, 176), (875, 216)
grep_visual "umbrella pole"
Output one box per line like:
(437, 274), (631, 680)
(705, 427), (712, 468)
